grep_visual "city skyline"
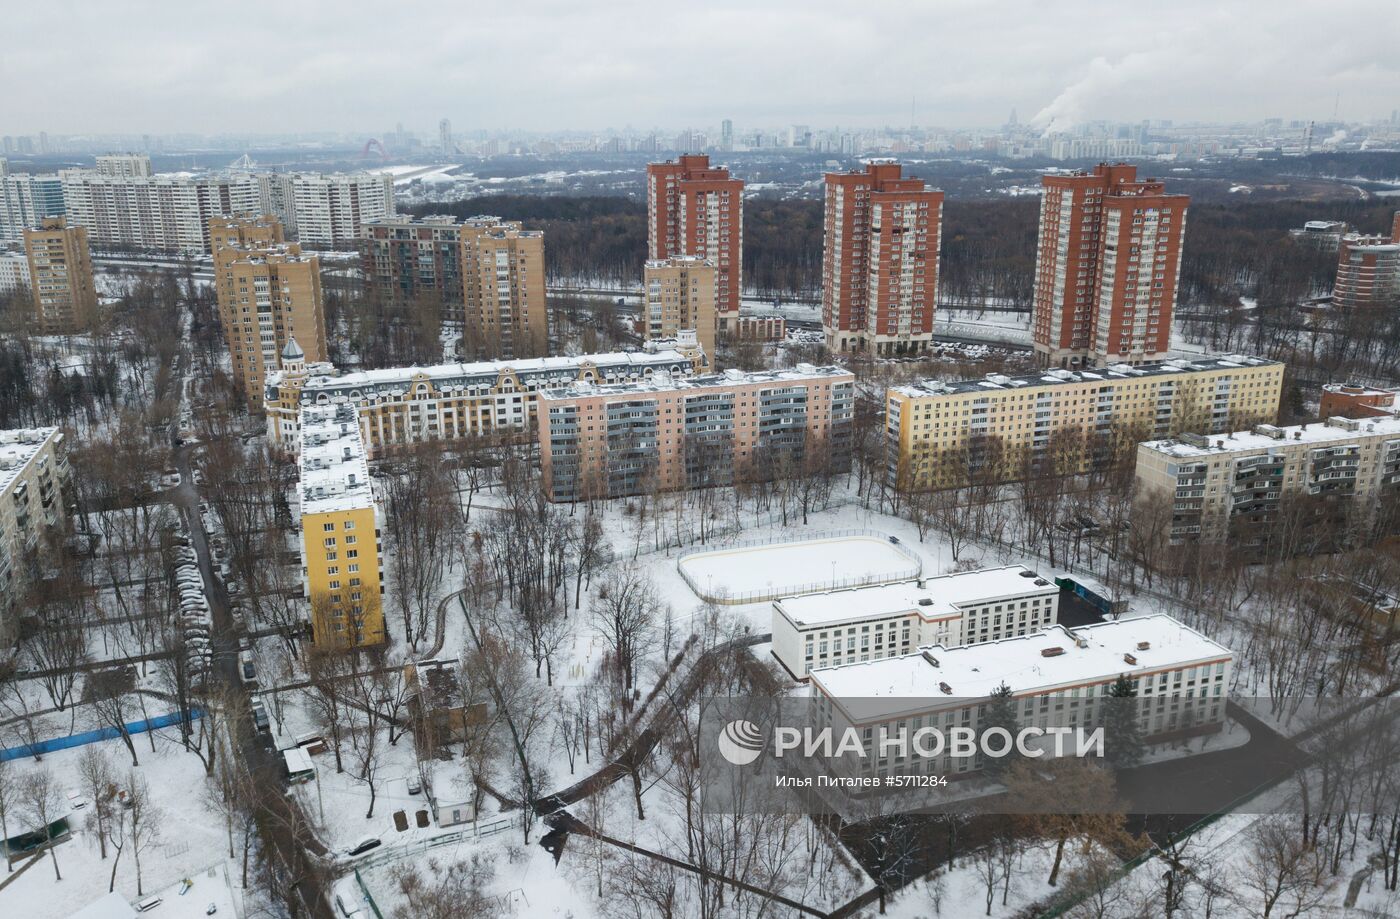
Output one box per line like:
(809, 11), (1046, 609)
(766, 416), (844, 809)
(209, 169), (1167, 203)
(3, 1), (1398, 135)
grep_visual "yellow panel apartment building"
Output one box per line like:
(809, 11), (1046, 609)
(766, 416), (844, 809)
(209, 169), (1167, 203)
(298, 403), (385, 649)
(643, 256), (717, 363)
(886, 355), (1283, 490)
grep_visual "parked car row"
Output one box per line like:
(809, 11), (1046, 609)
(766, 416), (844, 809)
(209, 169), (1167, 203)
(170, 527), (213, 684)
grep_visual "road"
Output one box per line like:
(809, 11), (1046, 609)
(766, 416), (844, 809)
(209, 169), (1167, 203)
(166, 350), (334, 919)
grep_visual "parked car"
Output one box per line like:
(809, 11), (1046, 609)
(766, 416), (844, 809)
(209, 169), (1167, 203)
(160, 470), (181, 488)
(406, 773), (422, 795)
(345, 836), (381, 857)
(238, 652), (256, 684)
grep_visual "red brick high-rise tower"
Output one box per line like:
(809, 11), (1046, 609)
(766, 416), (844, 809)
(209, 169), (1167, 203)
(822, 161), (943, 355)
(1032, 163), (1188, 368)
(646, 155), (743, 330)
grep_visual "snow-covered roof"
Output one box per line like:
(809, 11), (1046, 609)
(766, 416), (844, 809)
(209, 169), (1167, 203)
(297, 404), (375, 516)
(808, 615), (1231, 718)
(0, 427), (61, 497)
(281, 350), (693, 401)
(540, 363), (852, 401)
(892, 355), (1279, 399)
(775, 566), (1055, 629)
(1141, 415), (1400, 459)
(70, 892), (138, 919)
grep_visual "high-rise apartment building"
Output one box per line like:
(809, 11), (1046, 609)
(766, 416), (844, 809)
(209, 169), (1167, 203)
(1333, 215), (1400, 310)
(0, 427), (70, 647)
(646, 155), (743, 328)
(643, 256), (716, 362)
(61, 170), (262, 253)
(24, 217), (98, 334)
(886, 355), (1283, 491)
(297, 404), (385, 650)
(539, 364), (854, 502)
(360, 214), (546, 358)
(822, 161), (943, 355)
(210, 215), (327, 409)
(94, 154), (153, 177)
(1031, 163), (1188, 368)
(0, 170), (65, 240)
(260, 172), (395, 249)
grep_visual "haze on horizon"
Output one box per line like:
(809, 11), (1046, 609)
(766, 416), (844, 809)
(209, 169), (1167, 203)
(4, 0), (1399, 137)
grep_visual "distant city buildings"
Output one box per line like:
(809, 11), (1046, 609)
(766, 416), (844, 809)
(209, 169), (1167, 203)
(297, 403), (385, 650)
(643, 256), (717, 362)
(886, 355), (1283, 491)
(210, 215), (327, 409)
(0, 167), (65, 241)
(360, 214), (546, 359)
(24, 217), (98, 334)
(0, 427), (70, 647)
(821, 161), (943, 355)
(94, 153), (153, 178)
(646, 155), (744, 328)
(1031, 163), (1189, 369)
(1136, 414), (1400, 543)
(61, 169), (262, 253)
(264, 346), (700, 455)
(771, 565), (1059, 680)
(539, 363), (853, 502)
(261, 172), (395, 249)
(1333, 214), (1400, 310)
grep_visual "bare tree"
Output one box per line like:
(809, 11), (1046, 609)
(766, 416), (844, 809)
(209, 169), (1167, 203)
(19, 768), (66, 880)
(125, 771), (162, 897)
(0, 757), (14, 873)
(592, 567), (661, 694)
(1240, 815), (1336, 919)
(77, 746), (115, 859)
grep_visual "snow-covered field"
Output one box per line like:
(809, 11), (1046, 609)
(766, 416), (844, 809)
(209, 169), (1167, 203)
(676, 532), (923, 603)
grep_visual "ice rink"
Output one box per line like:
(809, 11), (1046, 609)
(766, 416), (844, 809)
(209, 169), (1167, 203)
(677, 532), (921, 603)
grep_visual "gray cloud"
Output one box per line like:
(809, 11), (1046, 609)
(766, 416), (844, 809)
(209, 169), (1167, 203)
(3, 0), (1398, 135)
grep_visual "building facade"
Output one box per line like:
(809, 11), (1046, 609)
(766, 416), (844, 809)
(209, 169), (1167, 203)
(94, 154), (153, 178)
(772, 565), (1059, 680)
(887, 355), (1284, 491)
(646, 155), (743, 326)
(60, 170), (262, 253)
(539, 364), (854, 502)
(24, 217), (98, 334)
(298, 404), (385, 649)
(1319, 382), (1400, 420)
(643, 256), (716, 362)
(360, 215), (547, 359)
(1135, 415), (1400, 543)
(822, 161), (943, 355)
(0, 250), (32, 295)
(1031, 163), (1188, 368)
(0, 428), (70, 647)
(0, 170), (65, 241)
(807, 615), (1232, 782)
(261, 172), (395, 249)
(210, 215), (327, 409)
(1334, 227), (1400, 310)
(265, 347), (700, 455)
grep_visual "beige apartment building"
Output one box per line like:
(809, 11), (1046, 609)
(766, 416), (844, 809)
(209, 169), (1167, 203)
(211, 215), (327, 409)
(24, 217), (98, 334)
(464, 223), (547, 359)
(539, 364), (854, 502)
(264, 346), (701, 455)
(1135, 414), (1400, 544)
(887, 355), (1283, 490)
(1, 427), (70, 646)
(643, 256), (716, 362)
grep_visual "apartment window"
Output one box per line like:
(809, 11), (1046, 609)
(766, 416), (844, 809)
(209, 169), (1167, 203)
(323, 522), (335, 532)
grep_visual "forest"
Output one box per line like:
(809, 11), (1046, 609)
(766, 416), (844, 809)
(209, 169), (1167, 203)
(411, 193), (1400, 315)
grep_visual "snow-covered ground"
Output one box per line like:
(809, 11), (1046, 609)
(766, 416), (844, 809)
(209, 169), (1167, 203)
(676, 532), (922, 603)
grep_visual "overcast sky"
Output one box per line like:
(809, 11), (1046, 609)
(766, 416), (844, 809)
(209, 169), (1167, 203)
(5, 0), (1399, 136)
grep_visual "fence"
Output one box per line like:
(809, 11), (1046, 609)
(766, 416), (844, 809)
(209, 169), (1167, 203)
(676, 528), (923, 604)
(0, 708), (204, 762)
(349, 816), (516, 873)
